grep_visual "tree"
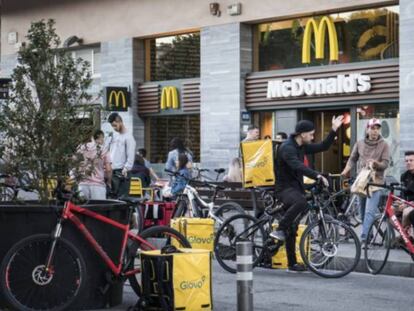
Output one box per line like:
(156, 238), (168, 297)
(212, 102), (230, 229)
(0, 19), (98, 203)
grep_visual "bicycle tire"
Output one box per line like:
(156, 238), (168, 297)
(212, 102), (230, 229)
(365, 215), (391, 275)
(214, 201), (245, 228)
(300, 219), (361, 278)
(214, 213), (265, 274)
(127, 226), (191, 296)
(0, 186), (15, 201)
(0, 234), (87, 311)
(131, 204), (144, 233)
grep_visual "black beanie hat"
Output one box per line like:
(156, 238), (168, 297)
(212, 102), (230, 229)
(294, 120), (315, 135)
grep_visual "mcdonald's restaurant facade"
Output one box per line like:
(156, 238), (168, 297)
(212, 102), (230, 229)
(1, 0), (413, 176)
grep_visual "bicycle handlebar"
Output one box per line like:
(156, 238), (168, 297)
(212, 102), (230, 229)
(366, 182), (406, 192)
(164, 169), (223, 190)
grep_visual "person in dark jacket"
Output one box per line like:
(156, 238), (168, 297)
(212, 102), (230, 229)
(131, 154), (151, 187)
(400, 151), (414, 228)
(270, 116), (344, 272)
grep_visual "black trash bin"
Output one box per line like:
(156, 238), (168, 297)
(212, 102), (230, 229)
(0, 199), (129, 310)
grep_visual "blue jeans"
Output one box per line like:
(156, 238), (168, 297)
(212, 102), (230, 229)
(359, 190), (383, 240)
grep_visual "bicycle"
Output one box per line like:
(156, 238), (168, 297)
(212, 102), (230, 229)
(0, 191), (191, 311)
(364, 182), (414, 274)
(0, 174), (33, 201)
(192, 167), (226, 181)
(214, 180), (361, 278)
(165, 169), (245, 228)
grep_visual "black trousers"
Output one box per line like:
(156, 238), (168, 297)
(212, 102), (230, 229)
(278, 188), (307, 266)
(111, 169), (131, 198)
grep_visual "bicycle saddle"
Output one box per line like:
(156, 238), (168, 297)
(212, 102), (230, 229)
(214, 168), (226, 174)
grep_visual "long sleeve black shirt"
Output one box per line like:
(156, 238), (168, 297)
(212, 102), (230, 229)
(401, 171), (414, 201)
(275, 129), (337, 194)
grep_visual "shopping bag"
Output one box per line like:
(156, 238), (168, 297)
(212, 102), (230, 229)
(350, 167), (373, 197)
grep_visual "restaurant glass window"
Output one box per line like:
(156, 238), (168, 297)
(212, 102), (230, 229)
(256, 5), (399, 71)
(146, 115), (200, 163)
(146, 33), (200, 81)
(356, 103), (399, 180)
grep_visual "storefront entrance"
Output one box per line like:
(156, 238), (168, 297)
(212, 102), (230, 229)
(302, 109), (351, 174)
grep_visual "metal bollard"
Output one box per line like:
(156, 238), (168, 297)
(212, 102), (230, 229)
(237, 241), (253, 311)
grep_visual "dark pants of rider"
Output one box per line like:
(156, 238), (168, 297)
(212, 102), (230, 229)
(278, 188), (307, 266)
(112, 169), (131, 197)
(409, 209), (414, 226)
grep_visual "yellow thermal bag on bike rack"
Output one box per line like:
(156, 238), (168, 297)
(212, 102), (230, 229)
(271, 224), (308, 269)
(140, 248), (212, 311)
(240, 139), (275, 188)
(170, 218), (215, 252)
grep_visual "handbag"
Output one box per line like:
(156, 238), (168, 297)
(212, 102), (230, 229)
(350, 167), (373, 197)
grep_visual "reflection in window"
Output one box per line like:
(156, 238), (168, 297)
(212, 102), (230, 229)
(147, 33), (200, 81)
(257, 5), (399, 71)
(357, 104), (400, 180)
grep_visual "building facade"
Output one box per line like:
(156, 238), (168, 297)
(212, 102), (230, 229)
(1, 0), (413, 177)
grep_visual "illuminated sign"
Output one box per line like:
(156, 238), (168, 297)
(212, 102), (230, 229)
(104, 87), (130, 111)
(302, 16), (338, 64)
(267, 74), (371, 98)
(160, 86), (179, 110)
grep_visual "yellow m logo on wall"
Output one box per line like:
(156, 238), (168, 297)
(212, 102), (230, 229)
(105, 87), (129, 111)
(302, 16), (339, 64)
(109, 91), (127, 109)
(161, 86), (180, 110)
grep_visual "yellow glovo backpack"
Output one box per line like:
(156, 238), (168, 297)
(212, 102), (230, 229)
(139, 248), (212, 311)
(240, 139), (275, 188)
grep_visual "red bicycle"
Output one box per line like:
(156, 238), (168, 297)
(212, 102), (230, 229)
(365, 182), (414, 274)
(0, 196), (190, 311)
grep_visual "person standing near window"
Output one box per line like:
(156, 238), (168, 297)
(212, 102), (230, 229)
(108, 113), (136, 197)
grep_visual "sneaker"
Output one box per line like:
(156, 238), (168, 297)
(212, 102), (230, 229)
(269, 230), (286, 241)
(287, 263), (307, 273)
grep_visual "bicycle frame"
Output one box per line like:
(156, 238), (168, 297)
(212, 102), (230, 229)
(46, 200), (155, 278)
(383, 193), (414, 254)
(182, 184), (222, 222)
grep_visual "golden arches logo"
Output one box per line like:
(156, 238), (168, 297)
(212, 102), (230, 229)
(160, 86), (179, 110)
(108, 90), (127, 109)
(302, 16), (338, 64)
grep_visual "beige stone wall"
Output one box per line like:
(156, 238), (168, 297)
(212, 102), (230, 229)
(1, 0), (395, 55)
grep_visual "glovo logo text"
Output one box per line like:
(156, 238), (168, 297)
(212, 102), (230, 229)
(108, 90), (127, 109)
(160, 86), (179, 110)
(188, 233), (214, 245)
(302, 16), (338, 64)
(180, 276), (206, 290)
(246, 155), (269, 169)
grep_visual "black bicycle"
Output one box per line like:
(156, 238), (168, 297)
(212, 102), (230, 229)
(214, 180), (361, 278)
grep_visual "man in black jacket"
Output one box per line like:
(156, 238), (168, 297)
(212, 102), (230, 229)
(270, 116), (344, 272)
(400, 151), (414, 228)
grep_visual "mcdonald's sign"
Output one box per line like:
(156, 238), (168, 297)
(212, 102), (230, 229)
(104, 87), (130, 111)
(302, 16), (338, 64)
(160, 86), (180, 110)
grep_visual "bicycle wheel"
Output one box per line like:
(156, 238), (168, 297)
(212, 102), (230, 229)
(349, 194), (363, 225)
(214, 214), (265, 274)
(0, 234), (86, 311)
(365, 215), (391, 275)
(127, 226), (191, 296)
(214, 201), (245, 230)
(300, 219), (361, 278)
(131, 204), (144, 233)
(0, 186), (15, 201)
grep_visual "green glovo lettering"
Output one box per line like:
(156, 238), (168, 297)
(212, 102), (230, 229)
(180, 276), (206, 290)
(188, 234), (214, 244)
